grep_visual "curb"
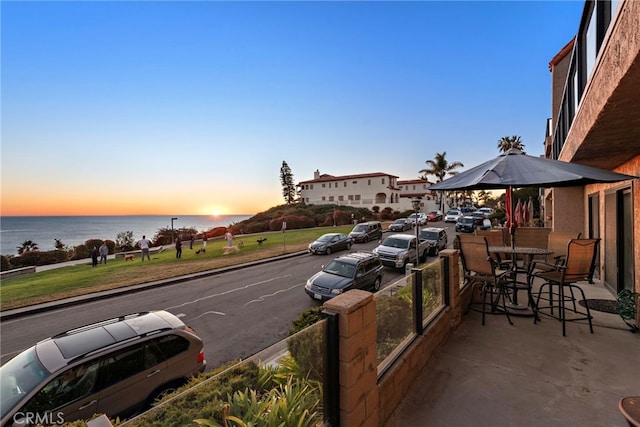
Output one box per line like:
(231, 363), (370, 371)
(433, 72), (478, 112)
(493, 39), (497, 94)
(1, 250), (309, 321)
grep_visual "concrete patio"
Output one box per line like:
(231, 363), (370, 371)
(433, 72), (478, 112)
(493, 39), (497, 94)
(385, 279), (640, 427)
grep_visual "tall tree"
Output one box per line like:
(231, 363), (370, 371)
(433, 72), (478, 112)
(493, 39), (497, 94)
(280, 161), (296, 204)
(497, 135), (525, 153)
(419, 152), (464, 183)
(420, 152), (464, 211)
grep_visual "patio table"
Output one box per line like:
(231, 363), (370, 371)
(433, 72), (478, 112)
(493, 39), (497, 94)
(489, 246), (553, 314)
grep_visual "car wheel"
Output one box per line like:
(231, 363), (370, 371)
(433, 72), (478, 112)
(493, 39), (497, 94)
(147, 380), (185, 408)
(364, 235), (370, 243)
(372, 277), (381, 292)
(420, 250), (428, 262)
(346, 242), (352, 250)
(326, 247), (332, 255)
(433, 247), (439, 256)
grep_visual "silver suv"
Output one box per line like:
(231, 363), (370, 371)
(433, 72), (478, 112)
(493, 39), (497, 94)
(1, 311), (206, 426)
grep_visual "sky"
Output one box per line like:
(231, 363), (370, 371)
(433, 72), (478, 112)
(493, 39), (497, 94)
(0, 1), (584, 217)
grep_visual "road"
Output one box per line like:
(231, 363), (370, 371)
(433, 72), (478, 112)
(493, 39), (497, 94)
(0, 222), (458, 368)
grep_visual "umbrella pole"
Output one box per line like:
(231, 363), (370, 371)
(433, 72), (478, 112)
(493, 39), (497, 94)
(510, 186), (516, 249)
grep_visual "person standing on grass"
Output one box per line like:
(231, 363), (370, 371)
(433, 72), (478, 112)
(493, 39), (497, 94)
(175, 237), (182, 259)
(90, 246), (98, 267)
(225, 230), (234, 247)
(202, 233), (207, 252)
(189, 234), (194, 250)
(138, 235), (151, 261)
(99, 241), (109, 264)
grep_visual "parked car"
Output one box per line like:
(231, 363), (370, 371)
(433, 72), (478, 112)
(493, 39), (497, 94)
(427, 210), (443, 222)
(455, 216), (477, 233)
(477, 207), (494, 218)
(406, 212), (427, 226)
(0, 311), (206, 426)
(470, 211), (486, 226)
(373, 234), (430, 269)
(444, 209), (463, 223)
(389, 218), (412, 232)
(419, 227), (448, 255)
(304, 252), (384, 301)
(348, 221), (383, 243)
(308, 233), (352, 255)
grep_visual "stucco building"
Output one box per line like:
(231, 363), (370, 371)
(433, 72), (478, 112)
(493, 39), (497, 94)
(298, 170), (437, 212)
(543, 0), (639, 311)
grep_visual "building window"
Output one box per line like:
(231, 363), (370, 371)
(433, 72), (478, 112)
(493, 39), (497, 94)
(329, 196), (334, 202)
(322, 183), (326, 188)
(348, 195), (354, 201)
(322, 196), (326, 201)
(412, 185), (416, 190)
(381, 178), (385, 184)
(343, 182), (347, 187)
(585, 7), (597, 81)
(355, 195), (361, 200)
(352, 181), (357, 184)
(338, 195), (344, 201)
(368, 179), (371, 185)
(310, 184), (313, 189)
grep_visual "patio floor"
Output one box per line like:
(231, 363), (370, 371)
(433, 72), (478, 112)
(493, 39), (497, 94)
(385, 278), (640, 427)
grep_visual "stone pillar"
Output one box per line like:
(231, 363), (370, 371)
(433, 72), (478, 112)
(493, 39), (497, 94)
(323, 290), (379, 427)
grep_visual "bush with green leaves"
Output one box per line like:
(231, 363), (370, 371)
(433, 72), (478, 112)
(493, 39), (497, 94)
(8, 250), (69, 268)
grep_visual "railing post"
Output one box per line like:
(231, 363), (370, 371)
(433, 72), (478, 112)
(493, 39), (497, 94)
(411, 268), (423, 334)
(322, 310), (340, 427)
(442, 255), (451, 306)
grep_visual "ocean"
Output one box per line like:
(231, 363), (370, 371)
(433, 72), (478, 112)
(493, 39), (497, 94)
(0, 215), (252, 256)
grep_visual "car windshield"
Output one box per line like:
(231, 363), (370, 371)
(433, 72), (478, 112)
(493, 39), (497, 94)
(352, 224), (367, 232)
(407, 214), (418, 219)
(317, 234), (334, 242)
(420, 231), (438, 240)
(381, 237), (410, 248)
(393, 219), (405, 224)
(323, 260), (356, 278)
(1, 347), (50, 418)
(447, 210), (459, 215)
(461, 217), (473, 224)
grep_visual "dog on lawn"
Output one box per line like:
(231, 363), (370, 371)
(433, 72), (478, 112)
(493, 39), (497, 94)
(223, 245), (240, 254)
(124, 254), (135, 261)
(195, 248), (206, 255)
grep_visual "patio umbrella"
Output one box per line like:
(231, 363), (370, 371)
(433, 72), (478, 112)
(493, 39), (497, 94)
(429, 148), (637, 246)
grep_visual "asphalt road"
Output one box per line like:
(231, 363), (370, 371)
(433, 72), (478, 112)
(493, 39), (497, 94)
(0, 221), (458, 369)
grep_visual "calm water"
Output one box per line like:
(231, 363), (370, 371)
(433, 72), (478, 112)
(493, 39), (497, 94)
(0, 215), (251, 256)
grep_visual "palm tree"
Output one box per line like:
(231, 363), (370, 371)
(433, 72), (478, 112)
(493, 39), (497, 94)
(419, 152), (464, 183)
(17, 240), (39, 254)
(497, 135), (525, 153)
(420, 152), (464, 211)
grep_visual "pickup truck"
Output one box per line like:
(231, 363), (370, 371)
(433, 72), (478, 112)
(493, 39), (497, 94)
(372, 234), (430, 269)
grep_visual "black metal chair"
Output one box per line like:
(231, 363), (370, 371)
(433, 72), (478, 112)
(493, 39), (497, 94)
(533, 238), (600, 336)
(458, 235), (513, 326)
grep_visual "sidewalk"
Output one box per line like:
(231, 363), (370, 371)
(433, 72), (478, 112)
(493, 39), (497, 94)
(385, 280), (640, 427)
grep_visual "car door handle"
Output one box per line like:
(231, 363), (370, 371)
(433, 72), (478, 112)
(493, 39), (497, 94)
(78, 400), (97, 410)
(147, 369), (161, 377)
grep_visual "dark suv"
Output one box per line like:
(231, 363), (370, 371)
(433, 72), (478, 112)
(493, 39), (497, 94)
(419, 227), (448, 255)
(305, 252), (384, 301)
(0, 311), (206, 426)
(455, 216), (476, 233)
(348, 221), (383, 243)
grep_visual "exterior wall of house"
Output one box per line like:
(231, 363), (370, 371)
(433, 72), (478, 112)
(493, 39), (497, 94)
(299, 174), (440, 212)
(546, 0), (639, 325)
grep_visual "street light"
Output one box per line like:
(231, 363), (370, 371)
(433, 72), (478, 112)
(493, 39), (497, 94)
(411, 197), (422, 266)
(171, 217), (178, 244)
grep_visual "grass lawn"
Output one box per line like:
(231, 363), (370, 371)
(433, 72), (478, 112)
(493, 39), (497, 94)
(1, 226), (357, 311)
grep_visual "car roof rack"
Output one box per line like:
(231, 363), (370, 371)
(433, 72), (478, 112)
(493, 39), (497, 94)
(51, 312), (151, 338)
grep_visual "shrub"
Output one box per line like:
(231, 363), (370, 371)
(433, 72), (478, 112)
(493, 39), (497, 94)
(268, 215), (314, 231)
(116, 231), (135, 252)
(71, 244), (89, 260)
(8, 250), (69, 268)
(1, 255), (12, 271)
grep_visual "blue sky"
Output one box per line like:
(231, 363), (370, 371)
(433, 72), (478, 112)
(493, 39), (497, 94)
(1, 1), (584, 216)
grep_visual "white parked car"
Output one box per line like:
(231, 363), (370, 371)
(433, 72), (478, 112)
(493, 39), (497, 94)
(477, 207), (494, 218)
(444, 209), (463, 222)
(407, 213), (427, 226)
